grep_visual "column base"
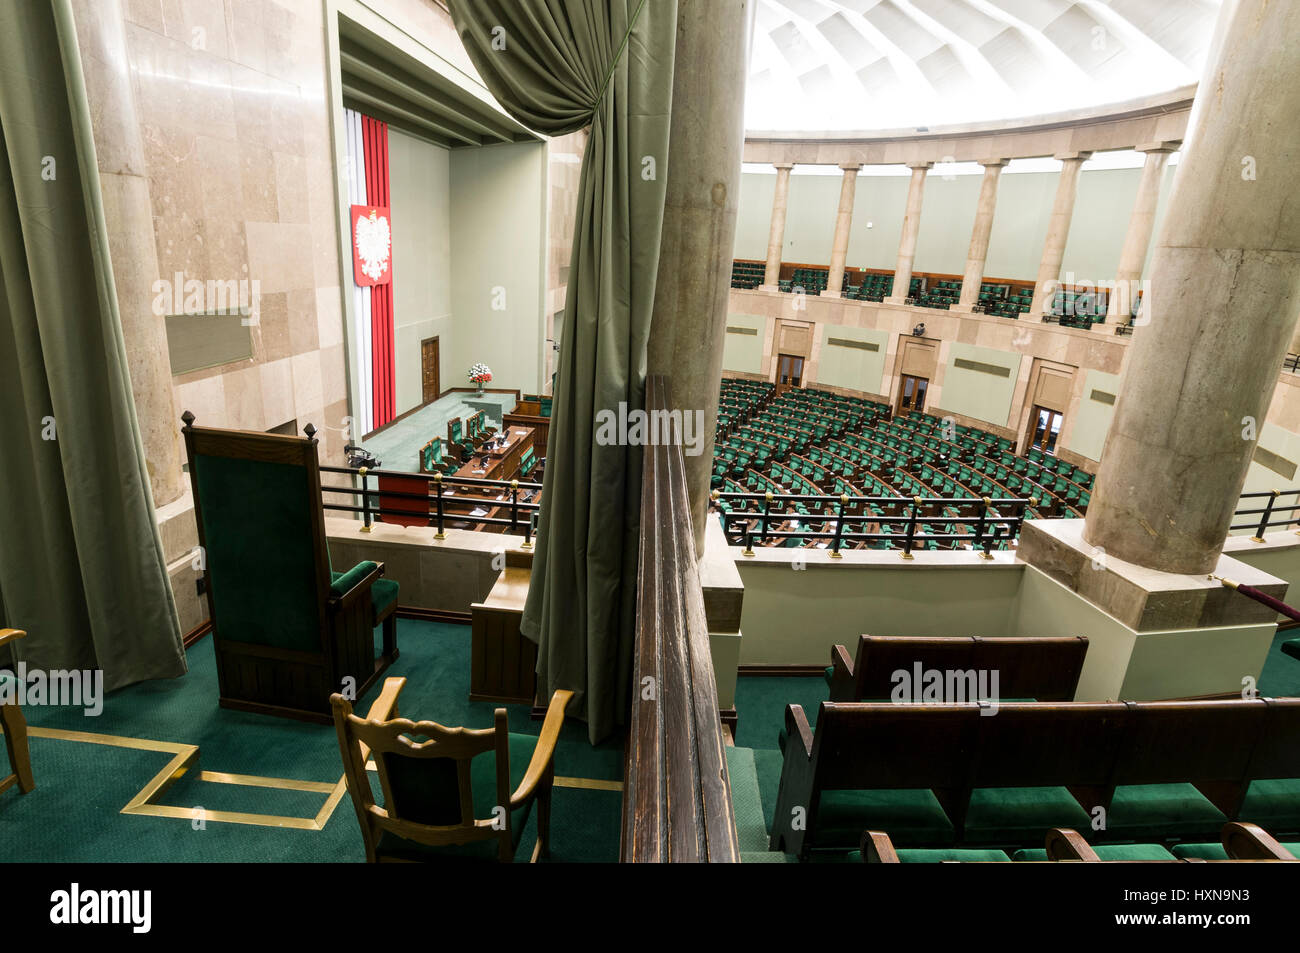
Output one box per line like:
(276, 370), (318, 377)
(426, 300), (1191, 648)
(1018, 518), (1287, 632)
(950, 303), (976, 313)
(820, 290), (842, 298)
(883, 296), (908, 306)
(756, 284), (781, 292)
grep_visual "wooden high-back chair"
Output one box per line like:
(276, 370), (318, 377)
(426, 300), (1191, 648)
(0, 628), (35, 796)
(182, 413), (398, 723)
(332, 678), (573, 863)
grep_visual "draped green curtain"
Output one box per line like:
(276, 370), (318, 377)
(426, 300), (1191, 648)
(0, 0), (185, 688)
(448, 0), (676, 742)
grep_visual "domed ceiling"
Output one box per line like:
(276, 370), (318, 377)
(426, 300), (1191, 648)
(747, 0), (1221, 133)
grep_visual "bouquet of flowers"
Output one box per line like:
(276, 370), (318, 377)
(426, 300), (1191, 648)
(468, 363), (492, 385)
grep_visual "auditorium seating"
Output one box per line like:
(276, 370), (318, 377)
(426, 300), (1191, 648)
(824, 634), (1089, 702)
(0, 627), (34, 797)
(730, 259), (764, 289)
(858, 823), (1300, 862)
(713, 383), (1095, 546)
(770, 697), (1300, 859)
(331, 677), (573, 862)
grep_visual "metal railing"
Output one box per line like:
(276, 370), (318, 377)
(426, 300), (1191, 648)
(713, 491), (1033, 559)
(319, 464), (542, 544)
(1284, 354), (1300, 374)
(1232, 489), (1300, 541)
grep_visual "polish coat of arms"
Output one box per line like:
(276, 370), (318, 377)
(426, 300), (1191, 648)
(350, 205), (392, 286)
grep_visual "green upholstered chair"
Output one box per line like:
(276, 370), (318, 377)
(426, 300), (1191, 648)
(1, 628), (35, 796)
(332, 678), (573, 863)
(519, 446), (536, 478)
(182, 414), (398, 723)
(447, 417), (474, 461)
(418, 437), (456, 475)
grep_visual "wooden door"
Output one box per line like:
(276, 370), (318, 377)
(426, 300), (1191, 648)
(1028, 406), (1065, 456)
(897, 374), (929, 414)
(421, 337), (440, 405)
(776, 353), (804, 389)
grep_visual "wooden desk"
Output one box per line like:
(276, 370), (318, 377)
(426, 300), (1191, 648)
(469, 550), (537, 704)
(452, 425), (534, 482)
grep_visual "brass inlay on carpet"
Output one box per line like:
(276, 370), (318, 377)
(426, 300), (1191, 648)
(18, 727), (621, 830)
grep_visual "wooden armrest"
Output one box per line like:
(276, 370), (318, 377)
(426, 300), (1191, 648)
(363, 676), (406, 723)
(828, 644), (855, 700)
(328, 561), (384, 609)
(785, 704), (814, 758)
(511, 689), (574, 807)
(1045, 828), (1100, 862)
(0, 629), (28, 648)
(861, 830), (900, 863)
(1223, 822), (1296, 860)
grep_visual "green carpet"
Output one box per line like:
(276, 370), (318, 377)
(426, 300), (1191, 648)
(1259, 628), (1300, 697)
(2, 620), (622, 862)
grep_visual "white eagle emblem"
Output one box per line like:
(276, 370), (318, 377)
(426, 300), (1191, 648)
(354, 209), (391, 282)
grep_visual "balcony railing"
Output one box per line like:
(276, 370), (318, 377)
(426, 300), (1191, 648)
(1232, 489), (1300, 541)
(714, 491), (1032, 558)
(319, 465), (542, 542)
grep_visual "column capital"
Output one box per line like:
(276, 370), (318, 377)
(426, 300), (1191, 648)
(1135, 140), (1181, 154)
(1054, 151), (1093, 163)
(905, 160), (934, 171)
(772, 161), (796, 171)
(978, 158), (1010, 169)
(838, 162), (862, 172)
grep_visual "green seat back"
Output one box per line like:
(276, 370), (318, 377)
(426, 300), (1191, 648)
(191, 451), (324, 652)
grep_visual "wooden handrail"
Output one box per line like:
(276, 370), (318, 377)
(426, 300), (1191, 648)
(622, 375), (740, 863)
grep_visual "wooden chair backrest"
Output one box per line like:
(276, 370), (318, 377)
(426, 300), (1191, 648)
(448, 417), (464, 446)
(419, 437), (445, 473)
(333, 698), (515, 861)
(848, 635), (1088, 702)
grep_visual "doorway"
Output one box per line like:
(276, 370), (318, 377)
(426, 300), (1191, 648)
(776, 353), (804, 389)
(897, 374), (929, 414)
(1028, 405), (1064, 455)
(421, 336), (440, 405)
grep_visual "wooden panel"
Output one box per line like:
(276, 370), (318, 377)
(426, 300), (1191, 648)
(1034, 366), (1073, 411)
(900, 339), (937, 378)
(469, 566), (537, 705)
(622, 375), (740, 863)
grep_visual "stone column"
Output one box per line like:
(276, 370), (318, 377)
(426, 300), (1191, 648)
(1081, 0), (1300, 575)
(884, 161), (932, 304)
(954, 158), (1008, 312)
(1107, 141), (1179, 321)
(759, 163), (794, 290)
(822, 163), (860, 298)
(1029, 152), (1092, 316)
(647, 0), (750, 551)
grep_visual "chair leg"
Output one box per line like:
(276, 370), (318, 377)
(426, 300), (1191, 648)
(533, 768), (554, 861)
(1, 703), (34, 794)
(381, 614), (398, 662)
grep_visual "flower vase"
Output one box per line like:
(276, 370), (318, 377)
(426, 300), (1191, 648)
(475, 383), (484, 397)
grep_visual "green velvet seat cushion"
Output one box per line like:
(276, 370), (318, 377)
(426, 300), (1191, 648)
(1102, 783), (1226, 840)
(962, 787), (1093, 844)
(329, 564), (399, 619)
(1172, 843), (1228, 860)
(896, 848), (1010, 863)
(1013, 843), (1176, 862)
(823, 665), (834, 687)
(812, 789), (955, 848)
(1239, 778), (1300, 833)
(373, 731), (537, 862)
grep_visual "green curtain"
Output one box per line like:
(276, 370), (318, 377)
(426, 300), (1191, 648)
(448, 0), (676, 742)
(0, 0), (185, 689)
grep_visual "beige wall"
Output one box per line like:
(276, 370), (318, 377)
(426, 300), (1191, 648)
(389, 128), (452, 415)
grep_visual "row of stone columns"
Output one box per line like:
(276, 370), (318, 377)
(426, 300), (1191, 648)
(752, 148), (1177, 315)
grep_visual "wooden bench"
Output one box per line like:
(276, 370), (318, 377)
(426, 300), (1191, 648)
(771, 697), (1300, 858)
(826, 634), (1089, 702)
